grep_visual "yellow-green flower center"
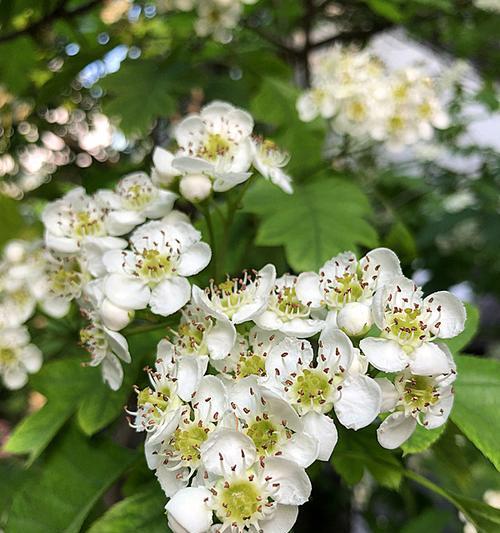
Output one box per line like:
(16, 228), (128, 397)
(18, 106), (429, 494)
(172, 423), (208, 462)
(246, 418), (280, 455)
(121, 183), (154, 210)
(387, 307), (427, 352)
(237, 353), (266, 379)
(0, 347), (16, 364)
(176, 322), (206, 354)
(217, 480), (261, 524)
(74, 210), (103, 237)
(48, 263), (82, 296)
(137, 385), (174, 415)
(274, 286), (309, 319)
(293, 369), (332, 411)
(201, 133), (231, 160)
(137, 249), (173, 281)
(403, 375), (439, 411)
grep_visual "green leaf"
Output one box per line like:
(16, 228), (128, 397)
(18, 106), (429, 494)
(366, 0), (404, 22)
(5, 357), (96, 462)
(0, 196), (23, 247)
(6, 426), (136, 533)
(101, 60), (176, 136)
(401, 423), (446, 456)
(385, 220), (417, 263)
(243, 177), (378, 272)
(0, 37), (37, 93)
(332, 426), (403, 489)
(443, 303), (479, 354)
(451, 355), (500, 471)
(88, 485), (169, 533)
(400, 508), (453, 533)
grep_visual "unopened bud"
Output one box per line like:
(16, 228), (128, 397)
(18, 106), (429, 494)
(337, 302), (373, 337)
(101, 298), (134, 331)
(179, 174), (212, 203)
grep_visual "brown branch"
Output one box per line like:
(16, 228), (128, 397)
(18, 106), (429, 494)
(0, 0), (103, 44)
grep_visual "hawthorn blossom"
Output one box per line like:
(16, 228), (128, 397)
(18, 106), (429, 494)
(152, 146), (182, 187)
(223, 377), (319, 468)
(80, 319), (131, 390)
(42, 187), (127, 254)
(0, 326), (42, 389)
(252, 138), (293, 194)
(360, 276), (465, 375)
(192, 264), (276, 324)
(166, 303), (236, 361)
(103, 219), (211, 316)
(95, 172), (177, 234)
(146, 373), (227, 496)
(254, 274), (324, 338)
(296, 248), (402, 334)
(172, 101), (254, 191)
(212, 326), (284, 381)
(166, 430), (311, 533)
(265, 328), (382, 459)
(179, 174), (212, 203)
(375, 350), (456, 448)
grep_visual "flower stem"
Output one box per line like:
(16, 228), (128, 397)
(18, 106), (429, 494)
(200, 203), (219, 280)
(124, 320), (174, 336)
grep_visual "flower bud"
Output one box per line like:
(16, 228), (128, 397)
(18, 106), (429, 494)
(101, 297), (134, 331)
(337, 302), (373, 337)
(179, 174), (212, 203)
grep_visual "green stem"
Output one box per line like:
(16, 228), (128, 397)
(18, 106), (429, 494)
(124, 321), (173, 336)
(219, 176), (255, 278)
(200, 204), (218, 280)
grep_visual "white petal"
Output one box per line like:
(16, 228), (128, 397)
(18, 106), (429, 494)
(176, 355), (208, 402)
(177, 242), (211, 277)
(166, 487), (213, 533)
(149, 277), (191, 317)
(375, 377), (399, 412)
(318, 326), (354, 371)
(266, 337), (314, 381)
(152, 146), (180, 176)
(40, 297), (70, 319)
(101, 353), (124, 391)
(104, 274), (150, 310)
(279, 318), (324, 338)
(142, 190), (177, 219)
(155, 463), (189, 498)
(360, 248), (402, 289)
(101, 298), (132, 331)
(280, 432), (319, 468)
(262, 457), (312, 505)
(295, 271), (323, 308)
(103, 327), (131, 363)
(193, 375), (227, 422)
(302, 412), (338, 461)
(206, 318), (236, 360)
(424, 389), (454, 429)
(335, 375), (382, 430)
(3, 367), (28, 390)
(200, 429), (256, 476)
(377, 411), (417, 449)
(253, 310), (283, 331)
(173, 156), (213, 174)
(359, 337), (409, 372)
(102, 249), (135, 274)
(212, 172), (252, 192)
(424, 291), (466, 339)
(260, 505), (298, 533)
(21, 344), (43, 373)
(191, 285), (226, 321)
(410, 342), (453, 376)
(106, 210), (145, 236)
(44, 233), (80, 253)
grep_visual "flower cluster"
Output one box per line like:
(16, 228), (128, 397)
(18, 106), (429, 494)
(156, 0), (259, 43)
(152, 100), (293, 199)
(131, 248), (465, 531)
(297, 45), (449, 151)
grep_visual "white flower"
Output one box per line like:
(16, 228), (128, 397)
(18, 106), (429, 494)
(103, 219), (211, 316)
(96, 172), (177, 235)
(252, 138), (293, 194)
(172, 101), (254, 191)
(223, 377), (319, 468)
(166, 430), (311, 533)
(0, 326), (42, 390)
(42, 187), (127, 253)
(152, 146), (181, 187)
(212, 326), (284, 381)
(375, 353), (456, 449)
(80, 319), (131, 390)
(360, 276), (466, 375)
(179, 174), (212, 203)
(254, 274), (324, 338)
(128, 339), (211, 445)
(296, 248), (402, 332)
(147, 374), (227, 497)
(167, 303), (236, 361)
(194, 1), (242, 43)
(192, 264), (276, 324)
(265, 328), (382, 459)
